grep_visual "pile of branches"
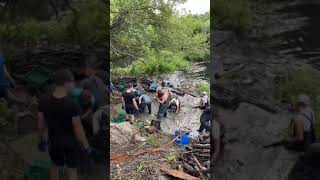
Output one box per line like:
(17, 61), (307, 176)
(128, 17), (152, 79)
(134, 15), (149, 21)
(169, 136), (211, 180)
(181, 143), (210, 179)
(8, 44), (106, 83)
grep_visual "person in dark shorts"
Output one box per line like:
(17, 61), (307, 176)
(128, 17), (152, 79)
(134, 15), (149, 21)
(122, 83), (139, 124)
(38, 69), (91, 180)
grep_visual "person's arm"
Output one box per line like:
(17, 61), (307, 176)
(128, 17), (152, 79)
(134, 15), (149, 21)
(158, 93), (168, 104)
(72, 116), (89, 148)
(199, 98), (204, 106)
(81, 108), (93, 120)
(176, 100), (180, 113)
(122, 97), (125, 107)
(133, 98), (138, 109)
(293, 117), (304, 141)
(4, 66), (15, 87)
(139, 96), (143, 105)
(38, 112), (47, 141)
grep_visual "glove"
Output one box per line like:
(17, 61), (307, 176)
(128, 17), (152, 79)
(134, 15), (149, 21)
(38, 141), (48, 152)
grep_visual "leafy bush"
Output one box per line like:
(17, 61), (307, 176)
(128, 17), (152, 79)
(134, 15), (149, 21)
(197, 82), (210, 95)
(112, 48), (190, 76)
(212, 0), (254, 32)
(280, 65), (320, 137)
(145, 134), (160, 148)
(0, 0), (105, 47)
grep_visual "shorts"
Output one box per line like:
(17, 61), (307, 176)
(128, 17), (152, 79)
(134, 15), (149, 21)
(48, 139), (81, 168)
(125, 106), (137, 115)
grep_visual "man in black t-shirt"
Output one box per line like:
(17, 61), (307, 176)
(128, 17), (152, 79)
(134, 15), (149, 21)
(38, 69), (91, 180)
(122, 83), (139, 124)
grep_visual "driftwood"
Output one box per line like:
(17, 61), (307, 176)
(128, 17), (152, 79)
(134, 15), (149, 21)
(191, 154), (209, 173)
(160, 167), (200, 180)
(192, 144), (210, 149)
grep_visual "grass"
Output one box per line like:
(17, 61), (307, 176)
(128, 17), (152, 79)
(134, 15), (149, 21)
(280, 65), (320, 138)
(164, 152), (178, 162)
(212, 0), (257, 33)
(145, 134), (161, 148)
(197, 82), (210, 95)
(111, 48), (190, 76)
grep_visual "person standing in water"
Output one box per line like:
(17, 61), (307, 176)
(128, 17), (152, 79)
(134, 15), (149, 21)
(122, 83), (139, 124)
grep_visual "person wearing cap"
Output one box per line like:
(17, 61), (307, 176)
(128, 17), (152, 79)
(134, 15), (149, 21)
(287, 94), (316, 151)
(199, 91), (209, 110)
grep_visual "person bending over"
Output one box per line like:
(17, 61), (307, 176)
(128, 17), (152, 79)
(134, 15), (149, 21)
(139, 93), (152, 114)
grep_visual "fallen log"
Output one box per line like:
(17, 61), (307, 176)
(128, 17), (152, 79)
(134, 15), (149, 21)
(192, 144), (210, 149)
(191, 154), (209, 173)
(182, 163), (199, 176)
(160, 167), (200, 180)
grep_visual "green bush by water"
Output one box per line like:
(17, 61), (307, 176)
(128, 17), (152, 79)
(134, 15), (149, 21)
(197, 82), (210, 95)
(112, 48), (190, 76)
(212, 0), (255, 32)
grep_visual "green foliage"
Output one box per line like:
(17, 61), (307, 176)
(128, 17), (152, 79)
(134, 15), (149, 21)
(164, 152), (178, 162)
(15, 20), (67, 43)
(111, 0), (209, 76)
(112, 48), (190, 76)
(280, 65), (320, 137)
(197, 82), (210, 95)
(212, 0), (254, 32)
(145, 134), (160, 148)
(0, 0), (106, 47)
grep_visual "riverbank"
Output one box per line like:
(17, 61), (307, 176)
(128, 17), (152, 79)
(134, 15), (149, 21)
(110, 62), (210, 179)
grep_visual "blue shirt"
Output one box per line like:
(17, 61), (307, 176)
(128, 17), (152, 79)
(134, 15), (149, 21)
(0, 52), (9, 87)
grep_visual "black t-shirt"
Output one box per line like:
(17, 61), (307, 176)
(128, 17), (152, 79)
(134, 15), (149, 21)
(38, 95), (81, 142)
(122, 91), (135, 107)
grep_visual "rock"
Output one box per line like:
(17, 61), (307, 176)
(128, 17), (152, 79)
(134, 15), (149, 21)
(146, 126), (157, 134)
(110, 122), (145, 145)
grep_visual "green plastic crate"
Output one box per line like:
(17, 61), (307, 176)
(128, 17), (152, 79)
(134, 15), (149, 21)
(24, 66), (51, 89)
(112, 111), (126, 124)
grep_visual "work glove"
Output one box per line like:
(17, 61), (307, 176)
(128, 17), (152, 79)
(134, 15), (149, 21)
(38, 141), (48, 152)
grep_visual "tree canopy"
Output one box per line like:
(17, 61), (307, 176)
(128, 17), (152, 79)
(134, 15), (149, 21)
(111, 0), (209, 76)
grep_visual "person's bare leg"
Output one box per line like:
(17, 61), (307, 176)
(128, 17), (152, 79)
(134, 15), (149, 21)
(66, 167), (78, 180)
(130, 114), (135, 124)
(50, 164), (60, 180)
